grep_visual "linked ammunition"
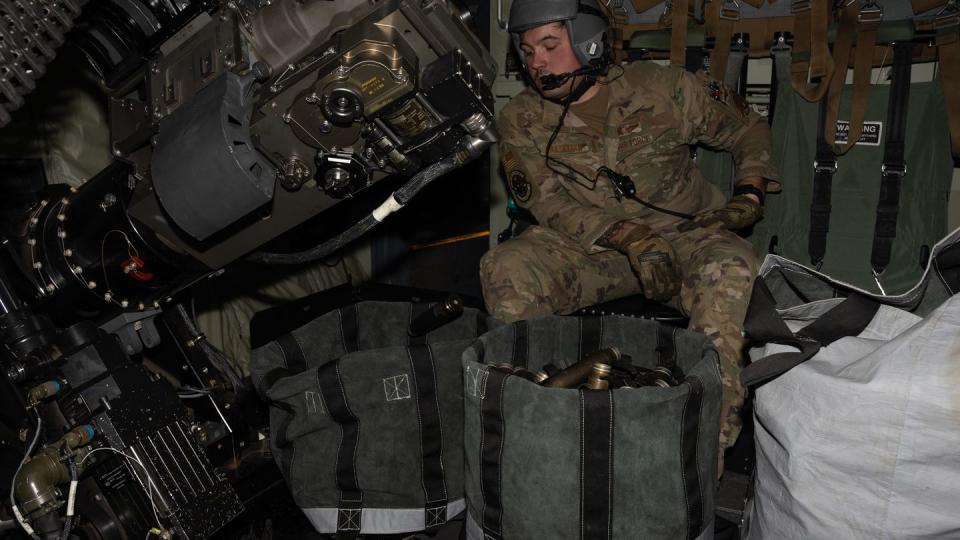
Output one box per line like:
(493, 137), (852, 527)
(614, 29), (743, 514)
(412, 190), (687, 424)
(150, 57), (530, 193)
(586, 363), (611, 390)
(540, 347), (622, 389)
(511, 368), (542, 383)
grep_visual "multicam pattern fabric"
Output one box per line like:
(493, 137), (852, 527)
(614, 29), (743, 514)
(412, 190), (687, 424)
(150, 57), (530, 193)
(496, 61), (779, 251)
(482, 61), (780, 450)
(678, 194), (764, 232)
(481, 226), (757, 450)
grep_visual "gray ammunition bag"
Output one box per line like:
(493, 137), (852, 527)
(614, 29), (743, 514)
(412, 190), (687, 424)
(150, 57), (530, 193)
(461, 316), (721, 540)
(250, 301), (494, 536)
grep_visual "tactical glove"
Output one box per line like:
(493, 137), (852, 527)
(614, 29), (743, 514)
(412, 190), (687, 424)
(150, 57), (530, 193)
(616, 224), (682, 303)
(677, 194), (762, 232)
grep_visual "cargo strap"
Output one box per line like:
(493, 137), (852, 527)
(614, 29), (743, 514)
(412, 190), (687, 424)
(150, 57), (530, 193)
(706, 0), (747, 87)
(579, 316), (604, 358)
(258, 332), (305, 396)
(632, 0), (668, 15)
(512, 319), (530, 368)
(871, 42), (913, 276)
(934, 242), (960, 293)
(579, 389), (615, 540)
(670, 0), (692, 66)
(407, 339), (450, 531)
(679, 376), (705, 539)
(824, 0), (882, 155)
(809, 97), (836, 268)
(339, 303), (361, 353)
(704, 0), (740, 82)
(407, 303), (454, 531)
(740, 279), (880, 387)
(931, 4), (960, 160)
(656, 325), (678, 367)
(479, 368), (509, 540)
(261, 304), (359, 396)
(724, 34), (749, 88)
(656, 319), (706, 538)
(270, 332), (306, 474)
(790, 0), (833, 101)
(317, 360), (364, 539)
(769, 36), (791, 122)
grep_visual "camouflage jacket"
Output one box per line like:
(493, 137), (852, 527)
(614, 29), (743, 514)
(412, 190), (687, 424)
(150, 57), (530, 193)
(499, 61), (781, 253)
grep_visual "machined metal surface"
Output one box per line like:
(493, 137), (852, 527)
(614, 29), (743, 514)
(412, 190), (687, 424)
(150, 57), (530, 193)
(0, 0), (86, 127)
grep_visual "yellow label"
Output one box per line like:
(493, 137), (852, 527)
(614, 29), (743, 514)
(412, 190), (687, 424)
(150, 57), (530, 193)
(361, 76), (386, 95)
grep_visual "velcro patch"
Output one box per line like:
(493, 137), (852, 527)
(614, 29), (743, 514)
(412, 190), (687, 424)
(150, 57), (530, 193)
(502, 149), (519, 172)
(509, 170), (532, 203)
(550, 143), (590, 153)
(707, 79), (750, 115)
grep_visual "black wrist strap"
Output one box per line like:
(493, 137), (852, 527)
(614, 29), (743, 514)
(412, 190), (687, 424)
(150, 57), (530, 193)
(733, 183), (765, 205)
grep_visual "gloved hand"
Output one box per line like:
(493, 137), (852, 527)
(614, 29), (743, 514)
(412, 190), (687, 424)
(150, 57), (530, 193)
(615, 224), (682, 302)
(677, 194), (762, 232)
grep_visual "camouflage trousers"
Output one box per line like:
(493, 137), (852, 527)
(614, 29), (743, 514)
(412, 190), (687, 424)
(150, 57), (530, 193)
(479, 224), (758, 452)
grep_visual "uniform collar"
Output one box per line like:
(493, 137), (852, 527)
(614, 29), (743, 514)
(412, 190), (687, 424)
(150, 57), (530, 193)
(537, 64), (659, 131)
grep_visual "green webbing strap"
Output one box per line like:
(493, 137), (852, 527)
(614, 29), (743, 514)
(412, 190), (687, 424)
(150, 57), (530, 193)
(771, 40), (792, 86)
(724, 34), (749, 88)
(870, 43), (912, 276)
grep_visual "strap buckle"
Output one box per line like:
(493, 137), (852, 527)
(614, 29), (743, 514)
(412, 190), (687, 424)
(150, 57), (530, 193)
(932, 1), (960, 30)
(881, 162), (907, 176)
(814, 159), (838, 173)
(720, 0), (741, 21)
(858, 7), (883, 24)
(730, 32), (750, 51)
(935, 0), (960, 18)
(771, 32), (793, 53)
(871, 267), (887, 295)
(858, 4), (883, 25)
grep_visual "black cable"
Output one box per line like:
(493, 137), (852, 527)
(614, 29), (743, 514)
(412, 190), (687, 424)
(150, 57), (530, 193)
(541, 71), (695, 221)
(625, 193), (695, 221)
(9, 409), (43, 540)
(248, 156), (459, 265)
(172, 304), (242, 391)
(56, 458), (76, 540)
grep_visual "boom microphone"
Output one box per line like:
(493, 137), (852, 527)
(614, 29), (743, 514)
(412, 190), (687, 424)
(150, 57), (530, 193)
(539, 63), (605, 90)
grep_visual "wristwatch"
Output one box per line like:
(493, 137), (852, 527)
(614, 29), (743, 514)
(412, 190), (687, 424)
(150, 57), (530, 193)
(733, 184), (765, 205)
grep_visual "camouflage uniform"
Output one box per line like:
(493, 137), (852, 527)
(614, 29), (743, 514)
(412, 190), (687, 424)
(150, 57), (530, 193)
(480, 61), (781, 450)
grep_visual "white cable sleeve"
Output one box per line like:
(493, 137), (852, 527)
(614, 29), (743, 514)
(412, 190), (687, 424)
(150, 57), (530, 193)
(12, 505), (34, 535)
(371, 194), (403, 222)
(67, 480), (78, 516)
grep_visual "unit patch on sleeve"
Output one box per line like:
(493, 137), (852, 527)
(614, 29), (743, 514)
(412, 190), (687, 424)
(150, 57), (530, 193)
(509, 170), (532, 203)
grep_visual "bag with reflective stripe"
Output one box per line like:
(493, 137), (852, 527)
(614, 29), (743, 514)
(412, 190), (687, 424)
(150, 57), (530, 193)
(250, 300), (496, 536)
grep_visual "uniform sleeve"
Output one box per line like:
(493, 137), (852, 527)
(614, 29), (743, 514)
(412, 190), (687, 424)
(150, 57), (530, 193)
(499, 107), (623, 252)
(673, 69), (782, 192)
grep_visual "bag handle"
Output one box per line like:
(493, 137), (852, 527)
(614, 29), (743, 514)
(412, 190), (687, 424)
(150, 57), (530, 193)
(740, 279), (881, 387)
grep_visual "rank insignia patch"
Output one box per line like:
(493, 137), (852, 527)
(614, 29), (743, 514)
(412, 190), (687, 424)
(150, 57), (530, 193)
(509, 170), (532, 203)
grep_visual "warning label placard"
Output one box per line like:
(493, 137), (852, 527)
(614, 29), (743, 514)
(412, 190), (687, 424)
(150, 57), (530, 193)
(834, 121), (883, 146)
